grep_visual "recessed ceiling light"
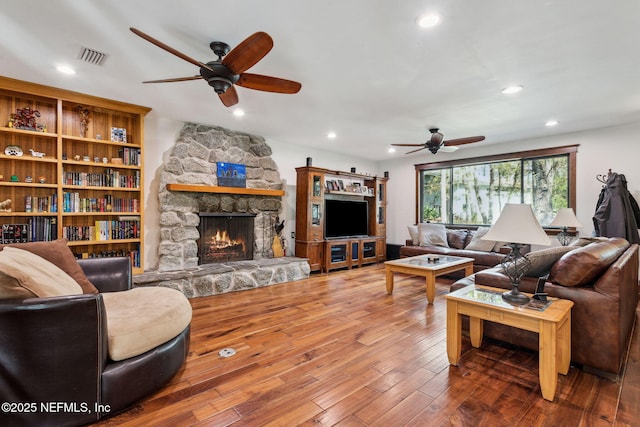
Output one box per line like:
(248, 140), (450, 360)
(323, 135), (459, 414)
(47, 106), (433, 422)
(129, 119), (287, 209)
(545, 120), (559, 127)
(387, 147), (396, 153)
(502, 85), (523, 94)
(56, 64), (76, 75)
(417, 13), (441, 28)
(327, 132), (337, 139)
(233, 109), (245, 117)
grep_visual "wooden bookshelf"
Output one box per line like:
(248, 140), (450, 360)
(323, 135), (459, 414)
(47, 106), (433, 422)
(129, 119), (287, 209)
(0, 76), (150, 274)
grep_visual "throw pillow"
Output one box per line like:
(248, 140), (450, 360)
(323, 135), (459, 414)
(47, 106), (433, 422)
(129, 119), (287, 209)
(465, 226), (496, 251)
(446, 229), (468, 249)
(407, 225), (419, 245)
(0, 270), (34, 300)
(521, 245), (576, 277)
(464, 230), (474, 248)
(0, 247), (83, 298)
(548, 237), (629, 287)
(418, 223), (449, 247)
(0, 238), (98, 294)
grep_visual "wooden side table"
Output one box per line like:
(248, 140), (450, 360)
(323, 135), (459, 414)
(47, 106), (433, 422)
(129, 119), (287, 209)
(445, 285), (573, 401)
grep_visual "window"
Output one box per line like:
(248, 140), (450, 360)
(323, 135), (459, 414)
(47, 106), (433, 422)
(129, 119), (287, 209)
(416, 146), (577, 227)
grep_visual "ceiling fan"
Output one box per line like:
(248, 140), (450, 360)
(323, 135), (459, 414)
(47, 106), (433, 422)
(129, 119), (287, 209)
(392, 128), (485, 155)
(129, 27), (302, 107)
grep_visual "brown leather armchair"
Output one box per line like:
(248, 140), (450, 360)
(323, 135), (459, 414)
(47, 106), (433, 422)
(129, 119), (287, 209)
(0, 257), (190, 426)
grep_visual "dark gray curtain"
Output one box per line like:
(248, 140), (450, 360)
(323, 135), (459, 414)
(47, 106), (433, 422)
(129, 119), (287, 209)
(593, 173), (640, 244)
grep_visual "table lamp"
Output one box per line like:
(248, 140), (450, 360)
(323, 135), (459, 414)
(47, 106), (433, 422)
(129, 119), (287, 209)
(482, 203), (551, 304)
(549, 208), (583, 246)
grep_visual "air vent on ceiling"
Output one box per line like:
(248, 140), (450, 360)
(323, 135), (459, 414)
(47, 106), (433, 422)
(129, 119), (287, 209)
(78, 47), (108, 66)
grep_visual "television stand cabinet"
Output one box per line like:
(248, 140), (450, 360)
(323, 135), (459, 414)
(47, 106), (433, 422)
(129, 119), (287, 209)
(295, 166), (388, 273)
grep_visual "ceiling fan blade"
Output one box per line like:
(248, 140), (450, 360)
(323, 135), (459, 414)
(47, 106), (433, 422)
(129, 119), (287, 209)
(237, 73), (301, 93)
(405, 147), (428, 154)
(130, 27), (215, 73)
(444, 136), (485, 146)
(142, 76), (202, 84)
(222, 32), (273, 74)
(391, 143), (427, 147)
(218, 85), (239, 107)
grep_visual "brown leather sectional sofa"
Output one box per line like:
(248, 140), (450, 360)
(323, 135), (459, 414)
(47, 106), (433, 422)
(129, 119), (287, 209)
(0, 256), (191, 426)
(451, 237), (639, 378)
(400, 227), (530, 274)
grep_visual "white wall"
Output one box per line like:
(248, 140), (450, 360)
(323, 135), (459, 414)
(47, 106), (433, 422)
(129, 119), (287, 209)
(380, 122), (640, 245)
(141, 115), (378, 270)
(142, 114), (640, 269)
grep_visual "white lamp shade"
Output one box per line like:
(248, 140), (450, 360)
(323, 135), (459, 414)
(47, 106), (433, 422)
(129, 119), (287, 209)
(549, 208), (583, 228)
(481, 203), (551, 246)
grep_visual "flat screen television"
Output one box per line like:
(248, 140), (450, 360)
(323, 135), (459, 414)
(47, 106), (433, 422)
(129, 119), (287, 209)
(324, 199), (369, 238)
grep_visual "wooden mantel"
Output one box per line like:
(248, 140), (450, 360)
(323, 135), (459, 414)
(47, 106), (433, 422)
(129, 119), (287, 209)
(166, 183), (285, 197)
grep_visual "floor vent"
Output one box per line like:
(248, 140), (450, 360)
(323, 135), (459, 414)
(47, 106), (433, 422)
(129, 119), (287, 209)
(78, 47), (108, 66)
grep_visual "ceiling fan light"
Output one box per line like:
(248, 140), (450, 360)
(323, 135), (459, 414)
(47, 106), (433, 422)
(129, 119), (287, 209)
(207, 77), (232, 94)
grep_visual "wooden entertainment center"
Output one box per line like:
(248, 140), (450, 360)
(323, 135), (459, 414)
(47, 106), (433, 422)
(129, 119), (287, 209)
(295, 166), (387, 272)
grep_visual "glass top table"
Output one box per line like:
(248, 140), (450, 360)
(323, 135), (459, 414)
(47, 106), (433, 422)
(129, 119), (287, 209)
(384, 254), (474, 304)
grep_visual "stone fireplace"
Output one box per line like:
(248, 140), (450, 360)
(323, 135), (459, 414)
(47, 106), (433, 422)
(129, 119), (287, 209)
(157, 122), (285, 271)
(136, 123), (309, 298)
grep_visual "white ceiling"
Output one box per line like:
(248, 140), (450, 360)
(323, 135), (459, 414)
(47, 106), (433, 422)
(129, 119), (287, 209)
(1, 0), (639, 160)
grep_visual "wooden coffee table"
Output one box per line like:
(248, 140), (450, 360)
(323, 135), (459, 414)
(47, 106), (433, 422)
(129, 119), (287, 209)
(445, 285), (573, 401)
(384, 255), (474, 304)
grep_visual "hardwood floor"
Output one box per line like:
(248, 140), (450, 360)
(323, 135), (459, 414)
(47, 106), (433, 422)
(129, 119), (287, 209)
(97, 264), (639, 426)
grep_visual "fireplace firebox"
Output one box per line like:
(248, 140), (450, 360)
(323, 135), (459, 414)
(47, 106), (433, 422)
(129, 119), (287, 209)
(198, 213), (256, 264)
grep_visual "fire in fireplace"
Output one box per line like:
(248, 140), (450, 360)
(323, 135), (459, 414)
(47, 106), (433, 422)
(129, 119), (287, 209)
(198, 213), (256, 264)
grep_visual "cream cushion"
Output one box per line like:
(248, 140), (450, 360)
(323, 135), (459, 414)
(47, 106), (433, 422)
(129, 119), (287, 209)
(102, 287), (192, 361)
(418, 223), (449, 247)
(0, 246), (83, 299)
(407, 225), (419, 245)
(465, 226), (496, 251)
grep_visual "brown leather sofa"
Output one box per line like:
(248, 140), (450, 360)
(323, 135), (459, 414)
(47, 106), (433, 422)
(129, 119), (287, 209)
(451, 238), (639, 378)
(0, 256), (191, 426)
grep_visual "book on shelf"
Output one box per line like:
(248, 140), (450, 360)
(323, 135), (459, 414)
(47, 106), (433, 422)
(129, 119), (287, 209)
(73, 244), (141, 268)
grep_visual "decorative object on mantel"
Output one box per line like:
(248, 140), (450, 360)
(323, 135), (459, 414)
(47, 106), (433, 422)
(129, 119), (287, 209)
(549, 208), (583, 246)
(272, 215), (286, 257)
(8, 106), (41, 131)
(76, 105), (91, 138)
(482, 203), (551, 304)
(216, 162), (246, 188)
